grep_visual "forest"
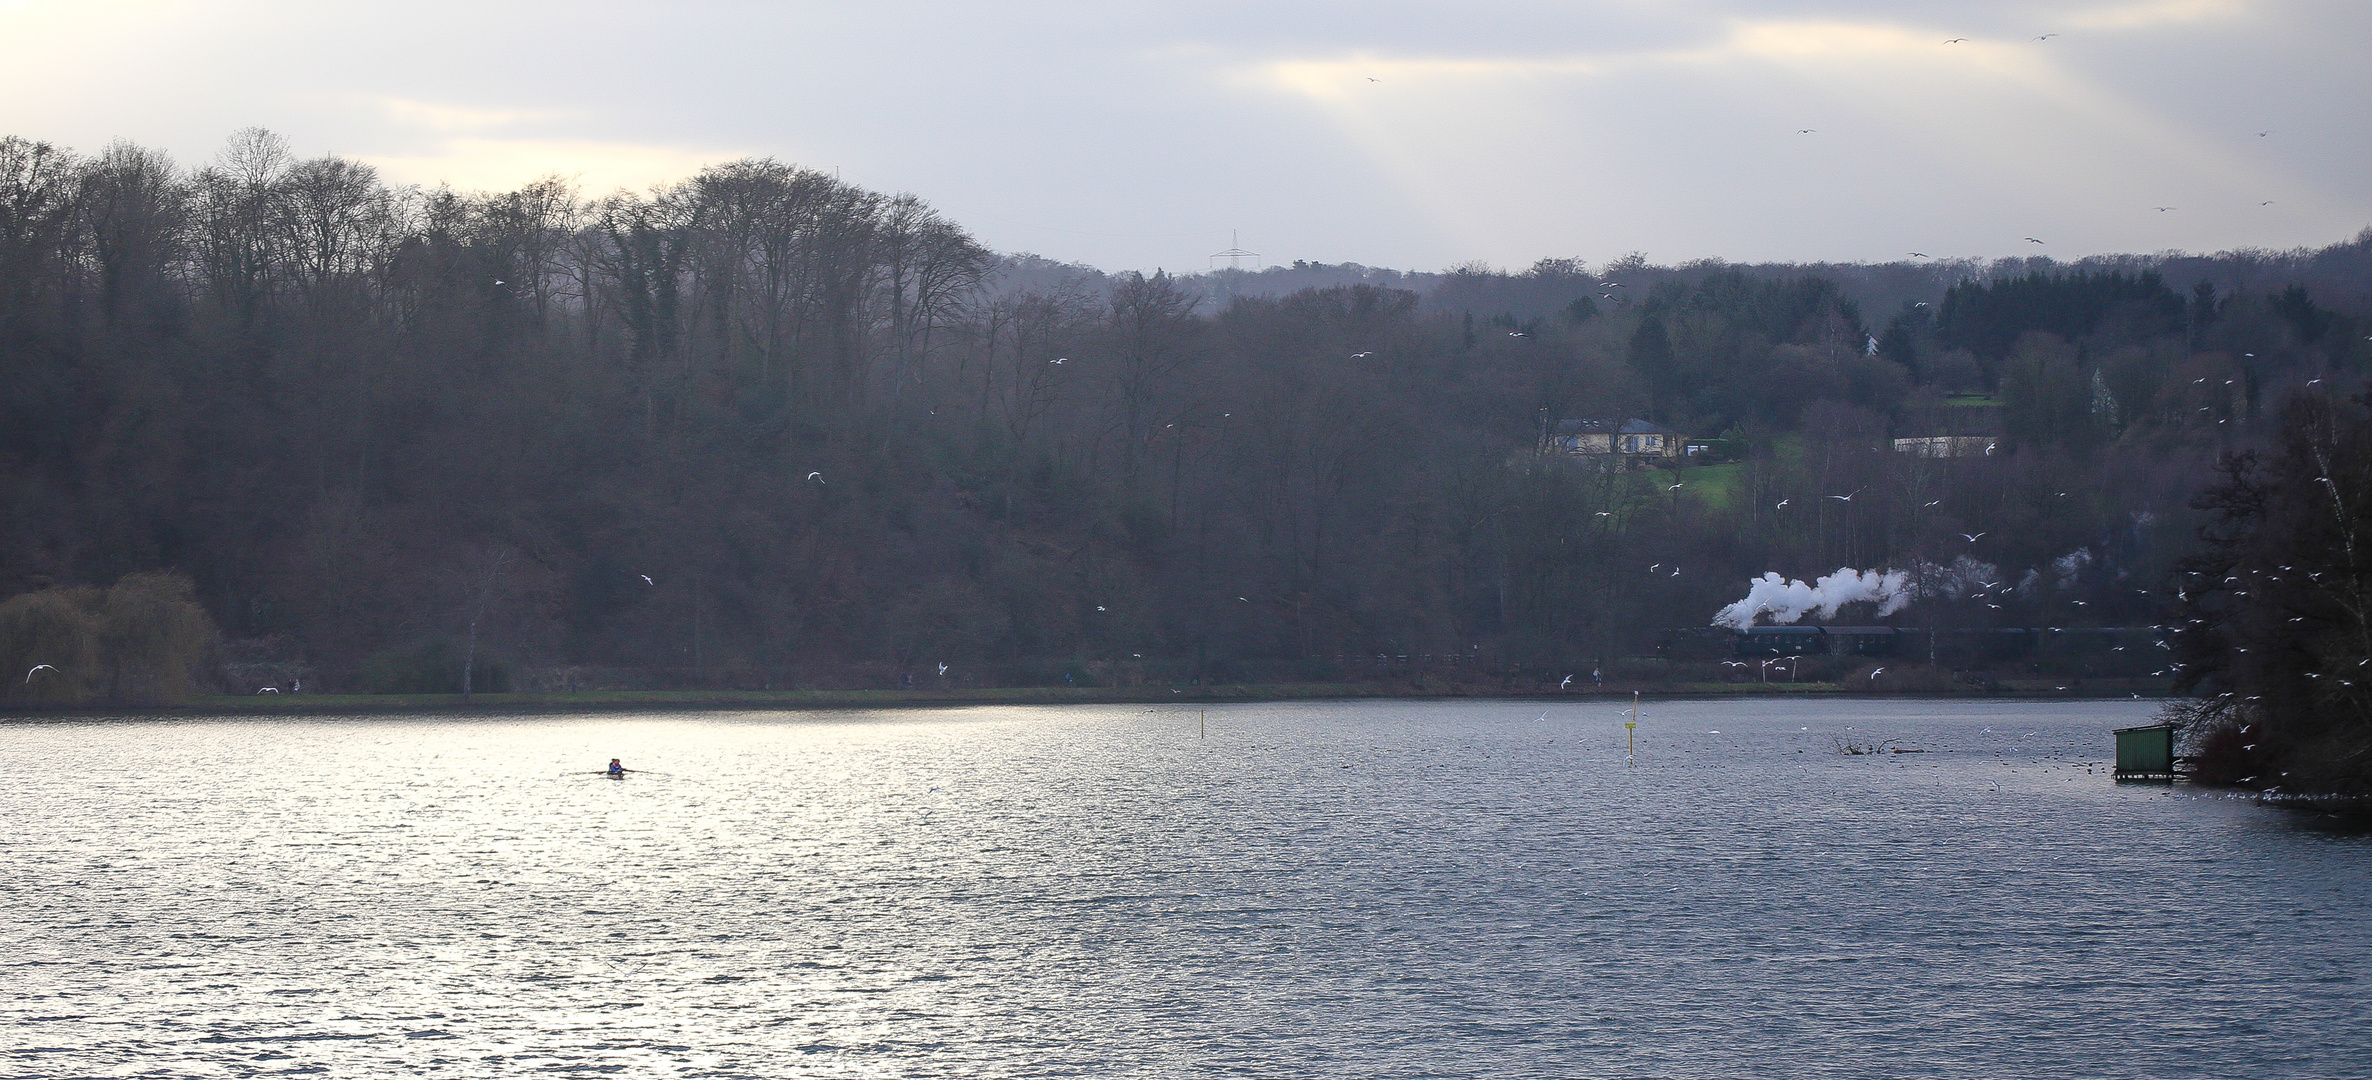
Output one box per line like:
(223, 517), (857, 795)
(3, 130), (2371, 745)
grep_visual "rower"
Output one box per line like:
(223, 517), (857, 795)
(606, 758), (627, 777)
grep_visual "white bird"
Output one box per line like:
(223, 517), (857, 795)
(1668, 482), (1684, 491)
(24, 664), (57, 683)
(2154, 207), (2176, 212)
(1096, 605), (1107, 611)
(1962, 532), (1985, 542)
(1050, 357), (1065, 364)
(1923, 500), (1941, 507)
(937, 662), (949, 676)
(1560, 674), (1573, 689)
(1797, 128), (1816, 134)
(1649, 564), (1661, 573)
(1869, 667), (1886, 680)
(258, 686), (278, 693)
(1907, 252), (1929, 258)
(639, 574), (653, 585)
(1351, 351), (1372, 358)
(1775, 498), (1791, 509)
(807, 471), (824, 482)
(1943, 37), (1968, 43)
(2025, 237), (2046, 244)
(2035, 33), (2058, 39)
(1827, 489), (1861, 502)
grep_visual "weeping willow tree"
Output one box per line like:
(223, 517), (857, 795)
(0, 573), (217, 706)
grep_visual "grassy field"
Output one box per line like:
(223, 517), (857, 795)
(1679, 462), (1748, 510)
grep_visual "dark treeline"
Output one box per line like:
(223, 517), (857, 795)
(4, 130), (2370, 711)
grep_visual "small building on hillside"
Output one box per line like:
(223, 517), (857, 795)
(1544, 418), (1685, 468)
(1892, 436), (1996, 458)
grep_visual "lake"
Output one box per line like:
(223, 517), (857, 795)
(5, 698), (2367, 1078)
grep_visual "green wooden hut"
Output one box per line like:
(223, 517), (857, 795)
(2114, 723), (2176, 781)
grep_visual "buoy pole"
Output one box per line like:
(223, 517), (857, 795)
(1200, 708), (1207, 739)
(1626, 691), (1638, 766)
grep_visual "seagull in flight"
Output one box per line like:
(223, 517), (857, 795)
(2035, 33), (2058, 40)
(1869, 667), (1887, 680)
(639, 574), (654, 585)
(24, 664), (57, 683)
(938, 662), (950, 675)
(1906, 252), (1929, 258)
(1560, 674), (1573, 689)
(1351, 351), (1372, 358)
(1943, 37), (1968, 43)
(806, 471), (824, 482)
(2025, 237), (2046, 244)
(1962, 532), (1986, 542)
(1923, 499), (1941, 507)
(1826, 489), (1862, 502)
(1797, 129), (1817, 134)
(2154, 206), (2177, 212)
(1049, 357), (1065, 364)
(1775, 498), (1790, 509)
(1507, 331), (1526, 337)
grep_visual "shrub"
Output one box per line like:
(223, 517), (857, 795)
(358, 636), (509, 694)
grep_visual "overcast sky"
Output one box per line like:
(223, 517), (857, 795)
(2, 0), (2364, 273)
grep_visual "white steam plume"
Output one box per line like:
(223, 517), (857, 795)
(1712, 567), (1912, 630)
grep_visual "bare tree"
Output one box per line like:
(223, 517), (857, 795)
(455, 546), (517, 701)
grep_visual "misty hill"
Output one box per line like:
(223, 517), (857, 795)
(1153, 231), (2372, 326)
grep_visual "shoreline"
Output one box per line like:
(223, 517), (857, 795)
(2, 677), (2175, 718)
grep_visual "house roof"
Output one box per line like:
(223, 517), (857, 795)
(1553, 417), (1680, 436)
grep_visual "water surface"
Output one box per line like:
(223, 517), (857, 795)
(6, 699), (2366, 1078)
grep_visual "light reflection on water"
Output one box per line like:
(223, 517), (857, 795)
(4, 698), (2367, 1078)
